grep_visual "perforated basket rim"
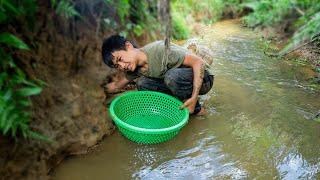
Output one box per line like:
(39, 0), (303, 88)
(109, 91), (189, 134)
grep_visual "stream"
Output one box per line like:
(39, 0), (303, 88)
(53, 20), (320, 179)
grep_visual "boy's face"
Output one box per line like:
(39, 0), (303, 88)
(111, 42), (137, 72)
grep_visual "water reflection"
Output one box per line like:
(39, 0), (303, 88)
(133, 136), (247, 180)
(277, 151), (320, 179)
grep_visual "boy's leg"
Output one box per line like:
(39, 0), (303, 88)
(136, 76), (172, 95)
(164, 68), (214, 114)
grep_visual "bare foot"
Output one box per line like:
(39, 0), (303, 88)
(195, 107), (207, 116)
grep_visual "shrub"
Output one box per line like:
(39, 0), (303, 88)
(0, 0), (46, 140)
(172, 11), (190, 40)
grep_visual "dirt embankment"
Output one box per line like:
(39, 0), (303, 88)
(257, 18), (319, 68)
(262, 28), (319, 85)
(0, 2), (120, 179)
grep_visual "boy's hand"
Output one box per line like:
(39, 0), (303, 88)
(103, 72), (130, 94)
(103, 82), (118, 94)
(180, 97), (197, 114)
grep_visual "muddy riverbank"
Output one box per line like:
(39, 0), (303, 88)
(0, 3), (117, 179)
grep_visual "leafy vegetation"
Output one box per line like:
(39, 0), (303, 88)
(0, 0), (45, 139)
(241, 0), (320, 54)
(103, 0), (158, 38)
(170, 0), (320, 54)
(0, 0), (160, 140)
(53, 0), (80, 19)
(242, 0), (292, 27)
(170, 0), (244, 40)
(171, 0), (230, 40)
(284, 12), (320, 53)
(171, 9), (190, 40)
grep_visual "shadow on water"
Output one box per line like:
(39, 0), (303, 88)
(52, 20), (320, 179)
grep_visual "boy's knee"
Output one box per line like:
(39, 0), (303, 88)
(164, 72), (179, 88)
(164, 68), (192, 87)
(136, 77), (159, 91)
(136, 78), (146, 91)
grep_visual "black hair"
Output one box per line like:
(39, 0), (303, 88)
(101, 35), (127, 67)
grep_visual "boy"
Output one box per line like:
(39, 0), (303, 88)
(102, 35), (214, 115)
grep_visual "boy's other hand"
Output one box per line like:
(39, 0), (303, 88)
(180, 97), (197, 114)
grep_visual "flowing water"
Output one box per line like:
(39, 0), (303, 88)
(53, 20), (320, 179)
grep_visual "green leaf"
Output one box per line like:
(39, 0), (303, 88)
(28, 131), (53, 143)
(0, 72), (8, 86)
(133, 24), (143, 36)
(16, 87), (42, 97)
(22, 79), (38, 87)
(34, 79), (47, 87)
(119, 31), (128, 38)
(18, 99), (31, 107)
(2, 1), (20, 15)
(7, 55), (16, 68)
(116, 0), (130, 23)
(11, 125), (17, 137)
(20, 123), (28, 138)
(126, 23), (133, 30)
(3, 89), (12, 101)
(0, 104), (14, 129)
(56, 0), (80, 19)
(13, 68), (27, 84)
(51, 0), (57, 8)
(0, 33), (29, 50)
(0, 110), (8, 129)
(20, 111), (30, 122)
(3, 114), (18, 135)
(0, 10), (8, 23)
(0, 47), (16, 69)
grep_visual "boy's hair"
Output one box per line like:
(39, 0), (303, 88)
(101, 35), (127, 67)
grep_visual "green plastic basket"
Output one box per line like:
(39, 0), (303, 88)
(109, 91), (189, 144)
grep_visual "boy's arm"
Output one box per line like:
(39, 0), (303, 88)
(180, 54), (205, 113)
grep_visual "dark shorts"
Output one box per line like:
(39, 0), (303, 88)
(136, 68), (214, 114)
